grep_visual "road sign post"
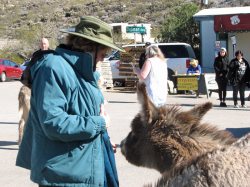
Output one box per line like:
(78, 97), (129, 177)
(126, 26), (146, 34)
(126, 25), (146, 43)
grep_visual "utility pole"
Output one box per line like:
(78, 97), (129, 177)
(200, 0), (208, 9)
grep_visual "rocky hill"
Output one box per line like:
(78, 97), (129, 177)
(1, 0), (249, 36)
(0, 0), (249, 59)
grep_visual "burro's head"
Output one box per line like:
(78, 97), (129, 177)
(120, 83), (236, 174)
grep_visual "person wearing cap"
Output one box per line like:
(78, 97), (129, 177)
(16, 16), (122, 187)
(133, 45), (168, 107)
(138, 42), (151, 69)
(228, 50), (250, 108)
(214, 47), (229, 107)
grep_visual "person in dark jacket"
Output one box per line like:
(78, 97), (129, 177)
(16, 16), (123, 187)
(21, 38), (50, 86)
(214, 47), (229, 107)
(138, 42), (151, 69)
(228, 50), (250, 108)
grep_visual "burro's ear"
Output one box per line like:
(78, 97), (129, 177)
(174, 102), (213, 135)
(137, 83), (158, 124)
(189, 102), (212, 122)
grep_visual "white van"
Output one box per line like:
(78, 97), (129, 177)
(157, 42), (196, 80)
(103, 50), (123, 83)
(104, 42), (196, 82)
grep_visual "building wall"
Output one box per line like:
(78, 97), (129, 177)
(228, 32), (250, 61)
(200, 19), (217, 73)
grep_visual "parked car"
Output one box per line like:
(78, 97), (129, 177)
(0, 59), (23, 82)
(20, 60), (30, 70)
(157, 42), (196, 81)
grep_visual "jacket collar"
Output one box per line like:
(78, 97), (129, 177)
(56, 45), (98, 85)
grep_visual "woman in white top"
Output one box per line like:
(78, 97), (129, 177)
(133, 45), (168, 107)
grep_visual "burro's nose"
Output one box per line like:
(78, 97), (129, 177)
(120, 139), (126, 155)
(120, 139), (125, 148)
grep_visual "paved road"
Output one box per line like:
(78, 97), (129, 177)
(0, 81), (250, 187)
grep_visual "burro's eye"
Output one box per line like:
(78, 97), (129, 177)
(127, 131), (138, 145)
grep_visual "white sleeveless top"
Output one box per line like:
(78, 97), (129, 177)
(144, 57), (168, 107)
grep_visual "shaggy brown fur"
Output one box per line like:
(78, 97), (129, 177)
(18, 85), (31, 145)
(120, 83), (250, 187)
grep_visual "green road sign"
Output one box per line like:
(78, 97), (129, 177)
(126, 26), (146, 34)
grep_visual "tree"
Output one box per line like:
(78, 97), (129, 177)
(160, 3), (200, 48)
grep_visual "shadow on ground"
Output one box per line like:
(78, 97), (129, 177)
(108, 101), (137, 104)
(0, 121), (18, 125)
(0, 140), (18, 150)
(226, 127), (250, 138)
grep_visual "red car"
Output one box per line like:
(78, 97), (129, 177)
(0, 59), (23, 82)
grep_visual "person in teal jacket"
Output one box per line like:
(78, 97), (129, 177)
(16, 16), (124, 187)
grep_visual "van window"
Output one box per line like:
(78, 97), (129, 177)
(158, 45), (195, 58)
(112, 51), (120, 60)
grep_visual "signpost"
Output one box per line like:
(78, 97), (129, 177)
(203, 73), (218, 98)
(126, 26), (146, 34)
(126, 25), (146, 43)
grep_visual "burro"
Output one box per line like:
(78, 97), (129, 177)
(120, 82), (250, 187)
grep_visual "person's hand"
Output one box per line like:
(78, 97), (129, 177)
(130, 62), (135, 68)
(110, 141), (117, 153)
(100, 104), (110, 128)
(131, 63), (139, 75)
(130, 62), (135, 73)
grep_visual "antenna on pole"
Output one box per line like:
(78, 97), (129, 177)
(201, 0), (208, 8)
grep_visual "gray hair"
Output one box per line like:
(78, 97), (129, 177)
(145, 45), (165, 60)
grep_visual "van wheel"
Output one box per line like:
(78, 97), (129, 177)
(0, 72), (6, 82)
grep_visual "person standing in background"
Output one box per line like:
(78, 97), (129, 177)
(214, 47), (229, 107)
(133, 45), (168, 107)
(228, 50), (250, 108)
(21, 37), (50, 87)
(33, 37), (50, 56)
(40, 37), (50, 50)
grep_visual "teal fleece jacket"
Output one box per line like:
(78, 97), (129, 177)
(16, 46), (107, 187)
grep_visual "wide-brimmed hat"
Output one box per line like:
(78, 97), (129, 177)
(60, 16), (124, 52)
